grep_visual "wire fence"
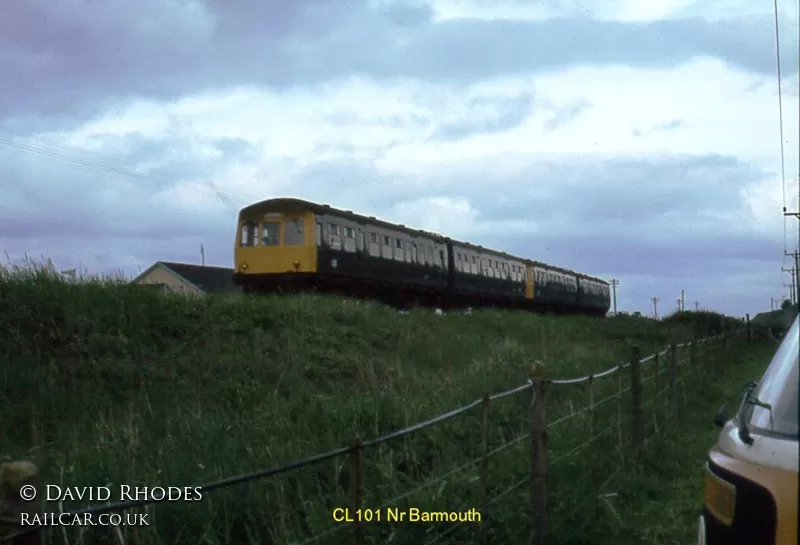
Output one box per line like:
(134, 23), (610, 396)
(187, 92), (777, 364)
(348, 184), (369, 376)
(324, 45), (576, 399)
(1, 324), (753, 545)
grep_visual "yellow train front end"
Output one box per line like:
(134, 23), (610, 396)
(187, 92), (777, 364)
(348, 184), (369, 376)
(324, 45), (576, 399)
(233, 201), (318, 292)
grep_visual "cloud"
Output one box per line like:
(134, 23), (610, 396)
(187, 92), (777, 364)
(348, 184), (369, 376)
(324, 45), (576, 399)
(2, 0), (797, 133)
(1, 1), (799, 318)
(430, 92), (535, 141)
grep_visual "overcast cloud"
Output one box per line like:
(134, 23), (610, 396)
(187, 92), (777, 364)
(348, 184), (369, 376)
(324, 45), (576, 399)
(1, 0), (799, 317)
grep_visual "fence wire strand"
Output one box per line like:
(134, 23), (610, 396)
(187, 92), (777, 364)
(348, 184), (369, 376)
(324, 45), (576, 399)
(3, 330), (745, 545)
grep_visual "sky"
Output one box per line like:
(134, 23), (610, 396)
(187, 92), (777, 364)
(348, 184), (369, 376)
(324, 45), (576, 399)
(1, 0), (799, 318)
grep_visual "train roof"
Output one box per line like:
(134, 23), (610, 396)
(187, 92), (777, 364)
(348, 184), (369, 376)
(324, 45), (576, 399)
(239, 197), (609, 285)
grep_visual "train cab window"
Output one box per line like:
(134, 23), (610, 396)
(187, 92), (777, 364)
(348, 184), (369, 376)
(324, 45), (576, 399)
(283, 219), (305, 246)
(261, 221), (280, 246)
(316, 222), (323, 246)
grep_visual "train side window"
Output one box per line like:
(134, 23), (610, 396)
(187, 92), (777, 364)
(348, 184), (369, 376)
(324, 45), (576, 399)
(316, 222), (323, 246)
(329, 224), (342, 250)
(343, 226), (356, 253)
(412, 242), (418, 263)
(382, 236), (392, 259)
(261, 221), (280, 246)
(358, 231), (365, 251)
(283, 219), (305, 246)
(402, 240), (411, 262)
(394, 238), (403, 261)
(367, 232), (378, 256)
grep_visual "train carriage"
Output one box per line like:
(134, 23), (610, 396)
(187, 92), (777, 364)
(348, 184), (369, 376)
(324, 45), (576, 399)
(233, 197), (611, 316)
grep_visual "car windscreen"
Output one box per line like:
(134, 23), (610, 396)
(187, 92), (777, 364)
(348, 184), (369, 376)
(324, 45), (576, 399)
(747, 315), (799, 439)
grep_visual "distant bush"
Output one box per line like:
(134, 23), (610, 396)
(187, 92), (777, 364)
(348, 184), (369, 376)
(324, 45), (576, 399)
(660, 310), (744, 337)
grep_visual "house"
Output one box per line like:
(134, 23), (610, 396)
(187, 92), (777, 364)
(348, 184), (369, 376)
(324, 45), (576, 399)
(131, 261), (241, 295)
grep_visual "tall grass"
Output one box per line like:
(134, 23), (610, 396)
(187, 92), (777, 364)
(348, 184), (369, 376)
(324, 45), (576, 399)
(0, 259), (749, 544)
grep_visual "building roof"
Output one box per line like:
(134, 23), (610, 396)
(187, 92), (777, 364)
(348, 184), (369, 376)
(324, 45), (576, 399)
(132, 261), (240, 293)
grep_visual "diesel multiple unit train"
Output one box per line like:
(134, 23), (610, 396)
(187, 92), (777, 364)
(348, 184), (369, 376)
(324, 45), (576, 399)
(232, 198), (611, 316)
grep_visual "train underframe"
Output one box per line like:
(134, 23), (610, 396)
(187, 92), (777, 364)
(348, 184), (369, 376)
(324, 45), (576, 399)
(235, 272), (607, 317)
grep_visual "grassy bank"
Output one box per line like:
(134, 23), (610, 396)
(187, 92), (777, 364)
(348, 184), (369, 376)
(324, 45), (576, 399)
(1, 262), (754, 544)
(604, 342), (777, 545)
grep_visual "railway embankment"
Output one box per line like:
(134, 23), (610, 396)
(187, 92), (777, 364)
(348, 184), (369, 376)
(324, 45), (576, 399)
(1, 262), (753, 544)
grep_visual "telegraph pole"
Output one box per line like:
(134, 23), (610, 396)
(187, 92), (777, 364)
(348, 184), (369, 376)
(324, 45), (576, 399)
(651, 296), (660, 319)
(201, 244), (205, 266)
(694, 301), (699, 311)
(784, 253), (799, 303)
(782, 267), (797, 304)
(783, 282), (794, 306)
(609, 279), (619, 315)
(680, 289), (685, 311)
(784, 206), (800, 302)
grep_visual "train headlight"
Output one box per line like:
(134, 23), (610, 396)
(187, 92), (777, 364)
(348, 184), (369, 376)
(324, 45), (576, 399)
(704, 464), (736, 526)
(241, 262), (249, 271)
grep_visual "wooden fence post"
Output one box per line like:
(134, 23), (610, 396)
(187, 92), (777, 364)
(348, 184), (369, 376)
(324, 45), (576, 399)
(349, 439), (363, 545)
(0, 461), (41, 545)
(629, 346), (643, 463)
(716, 334), (725, 375)
(480, 394), (490, 545)
(529, 362), (549, 545)
(745, 314), (751, 343)
(668, 343), (678, 419)
(652, 350), (660, 433)
(723, 331), (730, 370)
(587, 377), (596, 496)
(616, 365), (624, 466)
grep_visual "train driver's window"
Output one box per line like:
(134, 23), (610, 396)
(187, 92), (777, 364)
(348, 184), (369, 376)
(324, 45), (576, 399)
(261, 221), (280, 246)
(316, 222), (322, 246)
(284, 219), (305, 245)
